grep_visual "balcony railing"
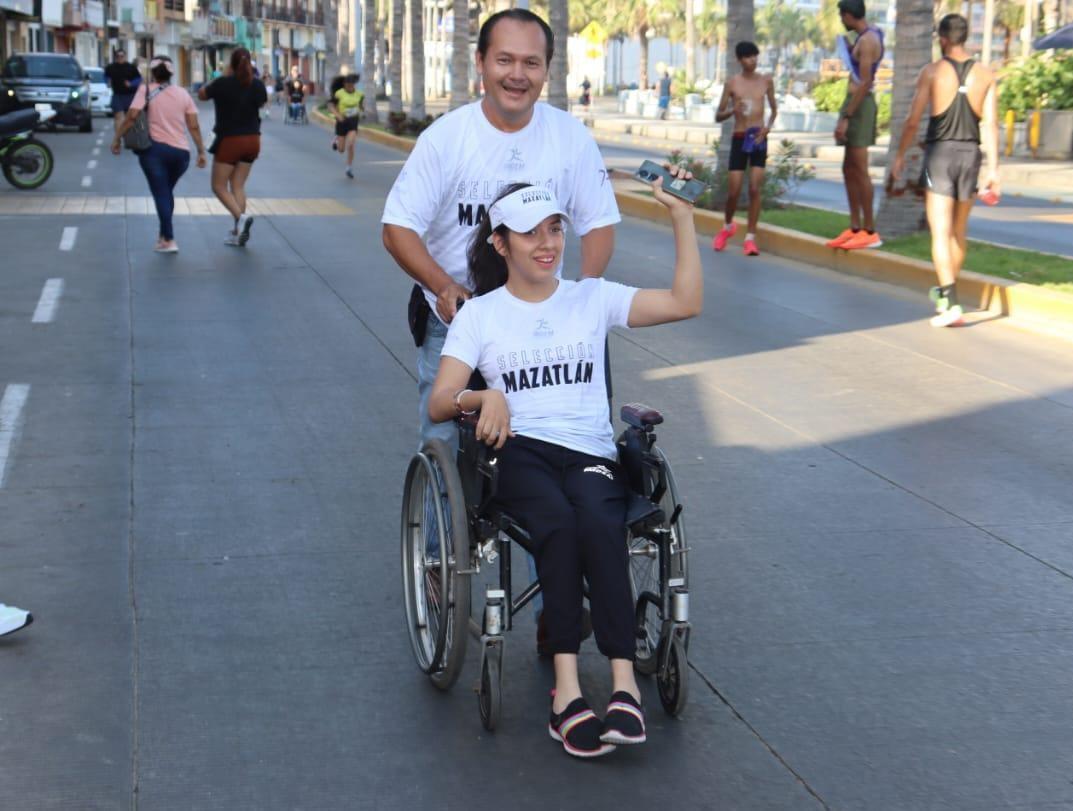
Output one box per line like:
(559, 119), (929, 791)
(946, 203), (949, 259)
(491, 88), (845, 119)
(257, 2), (323, 24)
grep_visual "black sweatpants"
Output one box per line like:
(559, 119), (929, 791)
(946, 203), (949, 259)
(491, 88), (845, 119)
(494, 435), (635, 660)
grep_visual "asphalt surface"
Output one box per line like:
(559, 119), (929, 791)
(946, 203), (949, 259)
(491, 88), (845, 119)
(2, 104), (1073, 810)
(597, 141), (1073, 258)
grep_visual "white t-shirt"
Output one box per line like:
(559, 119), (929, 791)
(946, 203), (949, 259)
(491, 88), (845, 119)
(442, 278), (637, 460)
(381, 101), (621, 320)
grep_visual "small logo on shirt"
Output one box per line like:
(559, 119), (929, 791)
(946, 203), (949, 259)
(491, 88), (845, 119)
(584, 465), (614, 481)
(505, 147), (525, 172)
(533, 318), (553, 337)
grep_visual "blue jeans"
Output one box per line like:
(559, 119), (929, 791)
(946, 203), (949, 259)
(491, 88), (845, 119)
(136, 141), (189, 241)
(415, 311), (542, 616)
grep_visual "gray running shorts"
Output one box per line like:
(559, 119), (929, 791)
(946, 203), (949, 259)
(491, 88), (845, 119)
(922, 141), (983, 201)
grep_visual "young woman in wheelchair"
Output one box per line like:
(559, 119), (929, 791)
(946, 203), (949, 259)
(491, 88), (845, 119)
(427, 171), (702, 758)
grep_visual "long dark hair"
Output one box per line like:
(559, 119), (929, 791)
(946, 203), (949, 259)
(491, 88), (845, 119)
(231, 47), (253, 87)
(467, 182), (532, 296)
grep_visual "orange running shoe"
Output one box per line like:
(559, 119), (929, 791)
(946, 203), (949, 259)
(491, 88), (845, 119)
(842, 230), (884, 250)
(743, 238), (759, 256)
(712, 222), (737, 252)
(825, 228), (857, 249)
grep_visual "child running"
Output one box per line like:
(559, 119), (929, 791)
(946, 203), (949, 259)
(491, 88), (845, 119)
(329, 73), (364, 179)
(428, 168), (702, 758)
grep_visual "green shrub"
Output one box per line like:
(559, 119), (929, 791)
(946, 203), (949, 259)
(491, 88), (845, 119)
(999, 53), (1073, 121)
(811, 78), (847, 112)
(667, 139), (815, 211)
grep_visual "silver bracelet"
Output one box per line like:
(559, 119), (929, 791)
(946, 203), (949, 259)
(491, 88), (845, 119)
(453, 388), (476, 416)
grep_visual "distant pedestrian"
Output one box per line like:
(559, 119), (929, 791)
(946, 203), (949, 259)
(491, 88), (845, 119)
(579, 76), (592, 107)
(329, 73), (363, 179)
(825, 0), (885, 250)
(198, 47), (267, 247)
(104, 49), (141, 138)
(890, 13), (1000, 327)
(262, 72), (273, 118)
(712, 41), (777, 257)
(657, 71), (672, 120)
(286, 65), (305, 121)
(112, 55), (208, 253)
(0, 602), (32, 637)
(274, 74), (286, 106)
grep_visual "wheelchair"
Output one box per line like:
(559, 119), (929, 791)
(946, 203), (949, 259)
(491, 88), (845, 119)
(400, 403), (691, 731)
(285, 100), (308, 125)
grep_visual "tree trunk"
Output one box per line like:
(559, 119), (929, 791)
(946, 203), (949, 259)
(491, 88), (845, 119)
(1042, 0), (1059, 31)
(716, 0), (755, 190)
(409, 0), (426, 117)
(639, 25), (651, 91)
(548, 0), (569, 110)
(363, 0), (379, 122)
(449, 0), (470, 108)
(685, 0), (696, 84)
(390, 0), (404, 113)
(878, 0), (933, 236)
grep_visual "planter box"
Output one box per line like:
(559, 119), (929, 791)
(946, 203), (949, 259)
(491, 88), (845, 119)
(1037, 110), (1073, 159)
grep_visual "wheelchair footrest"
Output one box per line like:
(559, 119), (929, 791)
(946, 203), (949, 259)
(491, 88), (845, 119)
(626, 491), (664, 532)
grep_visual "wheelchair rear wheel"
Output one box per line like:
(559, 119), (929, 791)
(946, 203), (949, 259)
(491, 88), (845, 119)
(629, 446), (686, 676)
(657, 634), (689, 716)
(401, 439), (471, 690)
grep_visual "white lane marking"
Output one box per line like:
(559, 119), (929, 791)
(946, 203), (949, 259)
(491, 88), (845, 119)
(59, 226), (78, 251)
(31, 279), (64, 323)
(92, 147), (100, 156)
(81, 175), (92, 188)
(0, 384), (31, 489)
(87, 159), (98, 169)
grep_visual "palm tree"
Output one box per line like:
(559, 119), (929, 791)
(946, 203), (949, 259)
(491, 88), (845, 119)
(686, 0), (697, 83)
(549, 0), (569, 109)
(449, 0), (471, 109)
(756, 0), (812, 90)
(389, 0), (404, 114)
(363, 0), (380, 122)
(878, 0), (934, 236)
(409, 0), (426, 118)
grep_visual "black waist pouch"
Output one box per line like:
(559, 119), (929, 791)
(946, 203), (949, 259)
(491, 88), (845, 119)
(407, 283), (431, 347)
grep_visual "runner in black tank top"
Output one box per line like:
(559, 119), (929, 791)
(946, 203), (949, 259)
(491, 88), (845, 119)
(889, 13), (1000, 328)
(922, 57), (983, 201)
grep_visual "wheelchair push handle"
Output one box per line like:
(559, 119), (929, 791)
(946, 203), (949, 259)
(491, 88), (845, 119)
(621, 403), (664, 431)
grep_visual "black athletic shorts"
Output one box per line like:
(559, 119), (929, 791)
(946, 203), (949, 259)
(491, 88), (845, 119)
(922, 141), (982, 201)
(728, 133), (768, 171)
(334, 116), (359, 137)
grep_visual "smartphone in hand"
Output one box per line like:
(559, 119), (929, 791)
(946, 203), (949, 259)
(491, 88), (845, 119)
(634, 160), (707, 204)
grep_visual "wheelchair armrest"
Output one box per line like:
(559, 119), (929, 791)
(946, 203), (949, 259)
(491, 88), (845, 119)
(620, 403), (664, 430)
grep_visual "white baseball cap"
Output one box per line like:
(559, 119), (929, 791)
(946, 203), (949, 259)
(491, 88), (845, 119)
(486, 186), (570, 243)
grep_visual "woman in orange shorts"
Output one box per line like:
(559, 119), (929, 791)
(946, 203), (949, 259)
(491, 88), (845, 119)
(198, 47), (268, 246)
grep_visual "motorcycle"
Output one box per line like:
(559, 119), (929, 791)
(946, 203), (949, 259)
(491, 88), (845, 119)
(0, 108), (55, 190)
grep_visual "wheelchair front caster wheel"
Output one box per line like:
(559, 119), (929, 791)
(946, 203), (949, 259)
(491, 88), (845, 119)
(657, 635), (689, 716)
(478, 643), (502, 731)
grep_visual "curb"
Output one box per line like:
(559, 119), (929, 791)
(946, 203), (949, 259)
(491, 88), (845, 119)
(613, 185), (1073, 334)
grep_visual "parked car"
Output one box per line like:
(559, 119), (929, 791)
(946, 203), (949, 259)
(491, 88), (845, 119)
(0, 53), (92, 132)
(84, 66), (112, 117)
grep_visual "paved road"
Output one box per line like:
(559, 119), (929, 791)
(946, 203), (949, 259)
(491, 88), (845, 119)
(2, 107), (1073, 810)
(597, 140), (1073, 258)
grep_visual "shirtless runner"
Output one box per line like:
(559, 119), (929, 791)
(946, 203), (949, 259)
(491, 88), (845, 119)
(712, 42), (777, 257)
(826, 0), (885, 251)
(890, 13), (999, 327)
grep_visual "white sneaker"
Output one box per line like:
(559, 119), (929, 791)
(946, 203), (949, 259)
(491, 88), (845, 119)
(224, 231), (241, 246)
(237, 214), (254, 246)
(930, 304), (965, 327)
(0, 603), (33, 637)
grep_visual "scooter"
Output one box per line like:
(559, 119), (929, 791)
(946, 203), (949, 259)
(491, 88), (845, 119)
(0, 107), (55, 190)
